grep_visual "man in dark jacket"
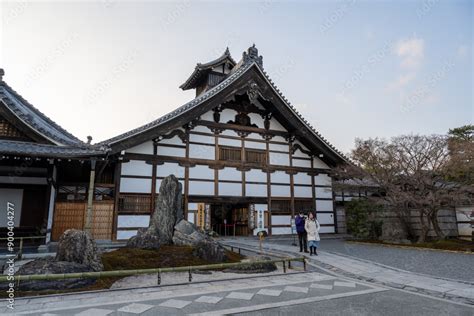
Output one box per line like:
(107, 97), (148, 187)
(295, 211), (308, 253)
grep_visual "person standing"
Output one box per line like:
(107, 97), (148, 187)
(305, 212), (320, 256)
(295, 211), (308, 253)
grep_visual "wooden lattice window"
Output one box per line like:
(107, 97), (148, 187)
(0, 116), (28, 140)
(245, 149), (266, 165)
(295, 199), (314, 213)
(219, 146), (242, 161)
(118, 194), (152, 214)
(271, 199), (291, 215)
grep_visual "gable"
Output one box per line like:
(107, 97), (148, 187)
(0, 114), (32, 142)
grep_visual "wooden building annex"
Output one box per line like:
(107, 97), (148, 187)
(0, 45), (348, 243)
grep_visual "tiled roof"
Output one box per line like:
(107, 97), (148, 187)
(0, 140), (106, 158)
(180, 47), (236, 90)
(0, 80), (84, 146)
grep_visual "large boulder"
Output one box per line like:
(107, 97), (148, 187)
(11, 257), (96, 291)
(127, 175), (183, 249)
(173, 219), (227, 262)
(55, 229), (103, 272)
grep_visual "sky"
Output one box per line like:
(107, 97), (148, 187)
(0, 0), (472, 154)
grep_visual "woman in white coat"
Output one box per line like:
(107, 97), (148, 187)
(304, 212), (320, 256)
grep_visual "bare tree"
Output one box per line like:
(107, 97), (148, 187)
(335, 134), (473, 242)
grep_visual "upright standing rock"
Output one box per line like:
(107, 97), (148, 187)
(127, 175), (183, 249)
(55, 229), (103, 272)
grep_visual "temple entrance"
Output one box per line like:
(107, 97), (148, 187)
(211, 203), (250, 236)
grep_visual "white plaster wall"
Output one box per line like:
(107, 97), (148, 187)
(319, 226), (335, 233)
(159, 135), (183, 146)
(245, 184), (267, 197)
(294, 186), (313, 198)
(270, 118), (287, 131)
(156, 163), (185, 178)
(245, 140), (266, 150)
(220, 129), (238, 137)
(117, 230), (138, 240)
(189, 165), (214, 180)
(192, 125), (210, 133)
(271, 171), (290, 184)
(189, 144), (215, 159)
(248, 113), (265, 128)
(316, 213), (334, 225)
(316, 187), (333, 199)
(292, 159), (312, 168)
(157, 146), (186, 157)
(313, 157), (330, 169)
(220, 109), (237, 122)
(245, 169), (267, 183)
(188, 212), (195, 224)
(190, 133), (215, 144)
(219, 182), (242, 196)
(218, 137), (241, 147)
(293, 172), (312, 185)
(271, 185), (291, 197)
(316, 200), (333, 212)
(246, 133), (263, 141)
(254, 204), (268, 211)
(118, 215), (150, 228)
(200, 110), (214, 121)
(121, 160), (152, 177)
(188, 203), (198, 210)
(219, 167), (241, 181)
(126, 141), (153, 155)
(272, 215), (291, 225)
(272, 227), (292, 235)
(272, 136), (287, 143)
(189, 180), (214, 195)
(269, 152), (290, 166)
(120, 178), (151, 193)
(269, 143), (289, 152)
(315, 174), (332, 186)
(0, 189), (23, 227)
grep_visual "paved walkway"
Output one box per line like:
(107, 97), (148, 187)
(222, 238), (474, 305)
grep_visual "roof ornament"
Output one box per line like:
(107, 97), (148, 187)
(242, 44), (263, 67)
(247, 80), (261, 103)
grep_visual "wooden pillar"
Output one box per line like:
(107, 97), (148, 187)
(311, 158), (317, 214)
(214, 132), (219, 196)
(45, 160), (56, 244)
(150, 143), (157, 214)
(241, 138), (246, 197)
(265, 137), (272, 235)
(184, 130), (190, 219)
(289, 137), (295, 219)
(112, 161), (121, 241)
(84, 159), (96, 232)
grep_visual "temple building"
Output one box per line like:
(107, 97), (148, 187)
(0, 45), (347, 244)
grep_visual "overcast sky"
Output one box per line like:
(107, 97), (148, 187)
(0, 1), (472, 153)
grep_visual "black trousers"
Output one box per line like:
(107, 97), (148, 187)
(297, 231), (308, 251)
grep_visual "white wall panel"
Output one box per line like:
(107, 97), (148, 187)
(188, 203), (198, 210)
(272, 136), (287, 143)
(189, 180), (214, 195)
(245, 169), (267, 183)
(157, 146), (186, 157)
(292, 141), (310, 158)
(272, 215), (291, 225)
(313, 157), (330, 169)
(117, 230), (137, 240)
(246, 133), (262, 141)
(254, 204), (268, 211)
(190, 133), (215, 144)
(188, 212), (195, 224)
(218, 137), (241, 147)
(126, 141), (153, 155)
(245, 140), (266, 150)
(220, 108), (237, 122)
(294, 186), (313, 198)
(220, 129), (238, 137)
(316, 200), (334, 212)
(315, 174), (332, 186)
(319, 226), (335, 233)
(118, 215), (150, 228)
(159, 135), (183, 146)
(292, 159), (312, 168)
(271, 185), (291, 197)
(219, 168), (241, 181)
(248, 113), (265, 128)
(316, 187), (333, 199)
(189, 165), (214, 180)
(219, 182), (242, 196)
(0, 189), (22, 227)
(269, 152), (290, 166)
(245, 184), (267, 197)
(269, 143), (289, 152)
(271, 171), (290, 184)
(192, 125), (210, 133)
(316, 213), (335, 225)
(156, 163), (185, 178)
(121, 160), (152, 177)
(200, 110), (214, 121)
(189, 144), (215, 159)
(272, 227), (292, 235)
(293, 172), (312, 185)
(120, 178), (151, 193)
(270, 118), (287, 131)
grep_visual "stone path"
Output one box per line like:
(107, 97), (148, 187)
(221, 238), (474, 305)
(2, 272), (387, 315)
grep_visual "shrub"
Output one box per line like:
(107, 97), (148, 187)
(346, 199), (383, 240)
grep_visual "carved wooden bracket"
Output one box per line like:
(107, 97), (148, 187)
(155, 129), (187, 144)
(179, 161), (196, 168)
